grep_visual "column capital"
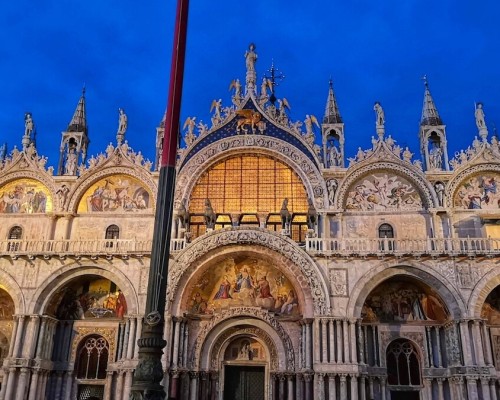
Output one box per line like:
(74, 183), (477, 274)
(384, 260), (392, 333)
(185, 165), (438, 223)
(210, 371), (219, 380)
(189, 371), (199, 379)
(339, 374), (347, 382)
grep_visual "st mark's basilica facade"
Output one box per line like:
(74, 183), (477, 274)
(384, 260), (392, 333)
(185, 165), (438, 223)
(0, 45), (499, 400)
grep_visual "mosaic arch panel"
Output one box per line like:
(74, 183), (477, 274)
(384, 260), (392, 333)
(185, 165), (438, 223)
(0, 288), (15, 319)
(185, 256), (300, 316)
(46, 276), (127, 320)
(481, 285), (500, 325)
(77, 174), (153, 213)
(453, 173), (500, 210)
(345, 173), (423, 211)
(362, 277), (449, 323)
(0, 178), (52, 213)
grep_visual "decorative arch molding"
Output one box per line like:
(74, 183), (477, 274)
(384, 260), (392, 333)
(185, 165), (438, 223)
(0, 269), (25, 315)
(468, 267), (500, 318)
(347, 261), (466, 320)
(29, 263), (139, 315)
(210, 325), (278, 371)
(67, 166), (158, 213)
(0, 171), (58, 209)
(168, 227), (330, 315)
(445, 163), (500, 208)
(336, 162), (437, 210)
(192, 307), (295, 371)
(175, 136), (328, 209)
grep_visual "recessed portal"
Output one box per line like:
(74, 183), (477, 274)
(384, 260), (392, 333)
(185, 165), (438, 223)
(224, 365), (265, 400)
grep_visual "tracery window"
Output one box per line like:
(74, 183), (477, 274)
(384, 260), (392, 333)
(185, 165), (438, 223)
(378, 223), (395, 251)
(7, 226), (23, 251)
(386, 339), (421, 386)
(76, 335), (109, 380)
(105, 224), (119, 248)
(188, 155), (309, 241)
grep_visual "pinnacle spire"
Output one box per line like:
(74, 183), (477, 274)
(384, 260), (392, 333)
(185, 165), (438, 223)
(67, 86), (87, 133)
(323, 79), (342, 124)
(420, 76), (443, 126)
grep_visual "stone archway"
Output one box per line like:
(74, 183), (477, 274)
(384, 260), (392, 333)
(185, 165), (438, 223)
(168, 228), (330, 316)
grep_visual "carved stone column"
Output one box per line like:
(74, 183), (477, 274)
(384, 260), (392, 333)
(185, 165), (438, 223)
(278, 373), (286, 400)
(315, 373), (324, 400)
(335, 319), (342, 363)
(359, 375), (366, 400)
(321, 319), (328, 363)
(473, 320), (485, 366)
(305, 320), (312, 369)
(327, 374), (336, 400)
(303, 373), (313, 400)
(329, 319), (335, 363)
(209, 371), (218, 400)
(122, 370), (133, 400)
(423, 378), (432, 400)
(459, 320), (472, 365)
(13, 315), (26, 357)
(481, 377), (492, 400)
(350, 374), (358, 399)
(483, 322), (493, 366)
(342, 320), (350, 363)
(171, 317), (181, 369)
(115, 371), (125, 400)
(350, 319), (357, 363)
(368, 377), (375, 400)
(126, 318), (136, 360)
(4, 367), (17, 400)
(27, 369), (40, 400)
(15, 367), (30, 400)
(466, 376), (479, 400)
(380, 377), (387, 400)
(200, 371), (208, 400)
(339, 374), (347, 399)
(287, 374), (295, 400)
(269, 373), (276, 400)
(103, 371), (113, 400)
(437, 378), (445, 400)
(296, 373), (303, 400)
(313, 319), (320, 364)
(169, 370), (180, 399)
(189, 372), (198, 400)
(490, 379), (498, 400)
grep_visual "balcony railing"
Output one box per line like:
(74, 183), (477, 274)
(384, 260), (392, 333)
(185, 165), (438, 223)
(0, 238), (187, 257)
(306, 237), (500, 256)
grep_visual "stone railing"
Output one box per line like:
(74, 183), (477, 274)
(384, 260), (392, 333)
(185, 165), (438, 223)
(306, 237), (500, 256)
(0, 238), (187, 257)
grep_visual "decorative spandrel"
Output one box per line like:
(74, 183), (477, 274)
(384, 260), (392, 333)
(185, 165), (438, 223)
(77, 174), (153, 213)
(345, 173), (423, 211)
(185, 257), (300, 316)
(362, 278), (448, 323)
(47, 277), (127, 320)
(0, 178), (52, 213)
(454, 173), (499, 210)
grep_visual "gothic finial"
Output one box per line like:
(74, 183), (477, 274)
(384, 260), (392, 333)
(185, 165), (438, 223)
(67, 89), (87, 133)
(420, 77), (443, 126)
(323, 78), (342, 124)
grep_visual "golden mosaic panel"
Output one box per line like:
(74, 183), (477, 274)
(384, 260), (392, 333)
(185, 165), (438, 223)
(0, 178), (52, 213)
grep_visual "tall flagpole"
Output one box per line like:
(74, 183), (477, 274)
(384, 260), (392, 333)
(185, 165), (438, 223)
(130, 0), (189, 398)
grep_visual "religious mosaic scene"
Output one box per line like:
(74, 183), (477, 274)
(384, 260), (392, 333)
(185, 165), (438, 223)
(0, 44), (499, 400)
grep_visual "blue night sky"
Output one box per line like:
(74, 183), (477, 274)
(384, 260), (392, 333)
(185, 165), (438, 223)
(0, 1), (499, 168)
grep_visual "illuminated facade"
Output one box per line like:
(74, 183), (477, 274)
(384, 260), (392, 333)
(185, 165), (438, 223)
(0, 46), (500, 400)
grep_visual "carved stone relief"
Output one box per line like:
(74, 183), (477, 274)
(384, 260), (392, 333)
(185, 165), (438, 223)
(329, 268), (348, 297)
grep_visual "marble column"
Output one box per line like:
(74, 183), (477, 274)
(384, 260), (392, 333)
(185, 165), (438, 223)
(435, 327), (442, 368)
(305, 321), (312, 369)
(126, 317), (136, 359)
(269, 373), (275, 400)
(279, 374), (286, 400)
(115, 371), (125, 400)
(63, 371), (74, 400)
(122, 370), (133, 400)
(189, 372), (198, 400)
(304, 373), (313, 400)
(328, 320), (335, 363)
(368, 377), (375, 400)
(473, 320), (485, 366)
(350, 375), (358, 399)
(328, 374), (336, 400)
(200, 371), (208, 400)
(315, 373), (324, 400)
(343, 320), (350, 363)
(350, 319), (357, 363)
(490, 379), (498, 400)
(313, 319), (320, 364)
(15, 367), (29, 400)
(0, 368), (10, 400)
(466, 376), (478, 400)
(424, 378), (433, 400)
(170, 370), (179, 399)
(134, 316), (142, 359)
(296, 373), (303, 400)
(426, 326), (434, 367)
(104, 371), (113, 400)
(27, 369), (40, 400)
(335, 320), (342, 363)
(437, 378), (445, 400)
(4, 367), (17, 400)
(287, 374), (295, 400)
(380, 377), (387, 400)
(459, 320), (472, 365)
(339, 374), (347, 399)
(321, 319), (327, 363)
(359, 375), (366, 400)
(171, 318), (181, 369)
(13, 315), (26, 358)
(35, 317), (47, 358)
(482, 377), (492, 400)
(483, 322), (493, 366)
(7, 317), (18, 357)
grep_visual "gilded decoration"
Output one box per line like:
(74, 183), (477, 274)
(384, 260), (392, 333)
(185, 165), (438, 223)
(453, 173), (500, 210)
(0, 178), (52, 213)
(70, 327), (117, 363)
(185, 256), (300, 316)
(345, 173), (422, 211)
(47, 277), (127, 320)
(481, 286), (500, 325)
(0, 289), (15, 319)
(362, 278), (448, 323)
(77, 174), (153, 213)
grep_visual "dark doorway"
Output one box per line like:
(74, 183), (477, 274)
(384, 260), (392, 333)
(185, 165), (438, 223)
(224, 365), (265, 400)
(390, 390), (420, 400)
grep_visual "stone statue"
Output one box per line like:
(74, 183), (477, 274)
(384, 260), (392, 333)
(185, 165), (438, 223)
(280, 198), (292, 230)
(328, 143), (341, 167)
(429, 143), (442, 170)
(245, 43), (257, 73)
(373, 102), (385, 126)
(0, 143), (6, 161)
(118, 108), (127, 134)
(183, 117), (197, 146)
(435, 181), (445, 207)
(475, 103), (486, 130)
(65, 148), (78, 175)
(229, 79), (241, 97)
(24, 112), (34, 136)
(204, 199), (216, 230)
(306, 198), (318, 229)
(326, 178), (338, 206)
(403, 147), (413, 162)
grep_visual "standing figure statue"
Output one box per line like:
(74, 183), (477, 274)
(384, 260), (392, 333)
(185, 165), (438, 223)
(328, 142), (341, 167)
(204, 199), (217, 230)
(434, 181), (445, 207)
(326, 178), (338, 206)
(65, 148), (78, 175)
(245, 43), (257, 73)
(24, 112), (34, 136)
(374, 102), (385, 126)
(429, 143), (442, 170)
(280, 198), (292, 230)
(118, 108), (127, 134)
(475, 103), (486, 131)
